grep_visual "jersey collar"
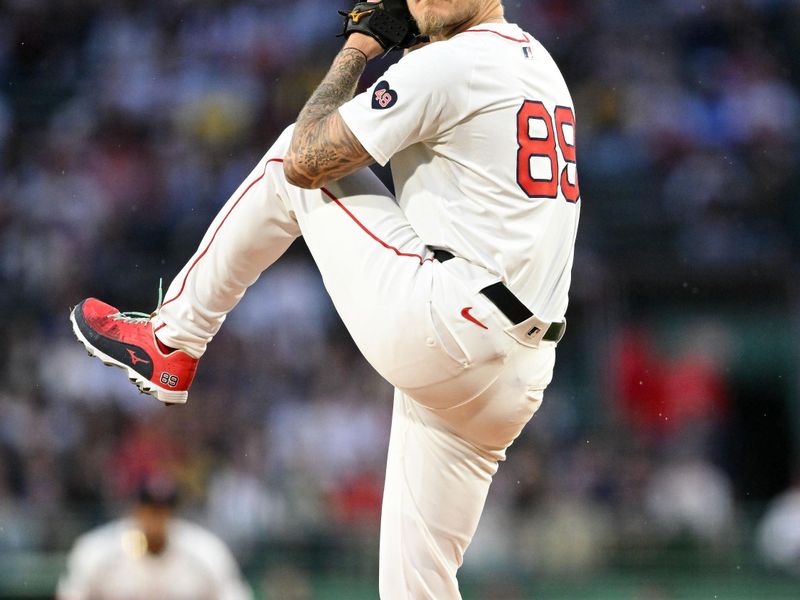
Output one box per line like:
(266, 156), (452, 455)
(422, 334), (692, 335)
(460, 23), (530, 45)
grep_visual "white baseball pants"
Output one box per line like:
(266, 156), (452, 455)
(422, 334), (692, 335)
(154, 126), (556, 599)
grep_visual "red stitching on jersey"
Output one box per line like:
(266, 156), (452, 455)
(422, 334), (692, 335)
(463, 29), (531, 44)
(161, 158), (431, 308)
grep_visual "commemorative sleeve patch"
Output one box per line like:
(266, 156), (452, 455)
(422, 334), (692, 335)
(372, 80), (398, 110)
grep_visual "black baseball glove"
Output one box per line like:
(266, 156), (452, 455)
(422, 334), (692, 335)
(338, 0), (426, 52)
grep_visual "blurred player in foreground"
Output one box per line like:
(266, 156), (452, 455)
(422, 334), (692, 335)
(57, 478), (252, 600)
(70, 0), (581, 597)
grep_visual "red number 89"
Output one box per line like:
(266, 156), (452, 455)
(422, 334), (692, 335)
(516, 100), (580, 203)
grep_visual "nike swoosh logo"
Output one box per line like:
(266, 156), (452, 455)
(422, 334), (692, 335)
(460, 307), (488, 330)
(126, 348), (151, 366)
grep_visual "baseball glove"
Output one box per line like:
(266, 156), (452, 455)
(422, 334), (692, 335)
(338, 0), (425, 52)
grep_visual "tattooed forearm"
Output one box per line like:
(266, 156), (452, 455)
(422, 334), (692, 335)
(299, 48), (364, 122)
(284, 48), (374, 188)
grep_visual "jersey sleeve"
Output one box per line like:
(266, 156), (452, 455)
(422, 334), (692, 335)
(339, 44), (473, 166)
(56, 532), (108, 600)
(177, 521), (253, 600)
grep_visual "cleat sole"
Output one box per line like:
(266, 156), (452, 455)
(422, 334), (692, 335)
(69, 306), (188, 405)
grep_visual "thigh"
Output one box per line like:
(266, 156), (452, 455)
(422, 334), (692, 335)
(266, 131), (537, 409)
(271, 160), (496, 399)
(272, 161), (436, 378)
(435, 341), (556, 454)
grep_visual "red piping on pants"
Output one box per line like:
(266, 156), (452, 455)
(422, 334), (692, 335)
(160, 158), (432, 308)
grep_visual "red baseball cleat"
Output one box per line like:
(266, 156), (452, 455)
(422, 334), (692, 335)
(70, 298), (198, 404)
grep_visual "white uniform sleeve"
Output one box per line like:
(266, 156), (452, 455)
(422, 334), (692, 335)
(214, 555), (253, 600)
(177, 521), (253, 600)
(339, 44), (474, 166)
(56, 532), (109, 600)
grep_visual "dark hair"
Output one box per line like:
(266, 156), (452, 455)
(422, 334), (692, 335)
(137, 475), (179, 508)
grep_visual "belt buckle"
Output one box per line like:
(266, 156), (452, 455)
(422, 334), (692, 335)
(503, 313), (551, 349)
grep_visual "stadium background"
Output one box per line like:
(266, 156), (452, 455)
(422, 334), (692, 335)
(2, 0), (800, 598)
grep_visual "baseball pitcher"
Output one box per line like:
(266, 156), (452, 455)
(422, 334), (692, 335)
(70, 1), (581, 597)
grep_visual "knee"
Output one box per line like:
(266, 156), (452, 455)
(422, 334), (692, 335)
(283, 155), (316, 189)
(268, 124), (296, 161)
(264, 125), (313, 188)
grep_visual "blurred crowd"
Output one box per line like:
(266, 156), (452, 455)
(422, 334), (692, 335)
(2, 0), (800, 592)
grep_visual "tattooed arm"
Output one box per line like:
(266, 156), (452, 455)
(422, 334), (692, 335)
(284, 35), (382, 189)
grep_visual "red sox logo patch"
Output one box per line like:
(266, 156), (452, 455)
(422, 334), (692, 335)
(372, 80), (398, 110)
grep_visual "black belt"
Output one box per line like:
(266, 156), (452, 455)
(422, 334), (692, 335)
(432, 249), (565, 343)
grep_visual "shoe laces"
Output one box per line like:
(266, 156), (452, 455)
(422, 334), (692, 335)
(111, 279), (163, 324)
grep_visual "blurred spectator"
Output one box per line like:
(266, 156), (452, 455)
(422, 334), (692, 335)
(644, 454), (735, 547)
(205, 429), (287, 558)
(57, 476), (252, 600)
(757, 482), (800, 576)
(614, 324), (730, 438)
(516, 495), (615, 576)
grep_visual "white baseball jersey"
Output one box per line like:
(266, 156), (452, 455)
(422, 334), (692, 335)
(339, 23), (581, 322)
(57, 517), (251, 600)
